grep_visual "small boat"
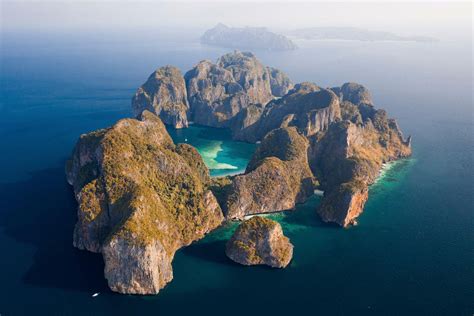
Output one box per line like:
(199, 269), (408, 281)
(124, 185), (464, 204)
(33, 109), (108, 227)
(184, 138), (188, 142)
(92, 292), (100, 298)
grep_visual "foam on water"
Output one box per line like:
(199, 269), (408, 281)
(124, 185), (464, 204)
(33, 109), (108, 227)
(198, 141), (239, 171)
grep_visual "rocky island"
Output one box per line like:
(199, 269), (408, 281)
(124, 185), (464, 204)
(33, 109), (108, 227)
(287, 27), (438, 42)
(201, 23), (297, 51)
(66, 50), (411, 295)
(226, 217), (293, 268)
(66, 111), (223, 294)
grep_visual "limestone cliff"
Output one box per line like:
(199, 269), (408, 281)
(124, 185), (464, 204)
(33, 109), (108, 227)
(331, 82), (373, 106)
(66, 111), (223, 294)
(132, 66), (189, 128)
(309, 100), (412, 226)
(226, 216), (293, 268)
(184, 51), (292, 128)
(234, 83), (341, 142)
(216, 127), (316, 220)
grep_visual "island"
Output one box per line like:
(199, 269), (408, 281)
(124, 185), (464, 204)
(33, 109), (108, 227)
(66, 50), (411, 295)
(286, 27), (438, 42)
(201, 23), (297, 51)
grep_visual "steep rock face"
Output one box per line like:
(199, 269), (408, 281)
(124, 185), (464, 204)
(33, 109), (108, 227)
(235, 82), (341, 142)
(218, 127), (316, 220)
(66, 111), (224, 294)
(267, 67), (293, 97)
(184, 51), (292, 128)
(226, 216), (293, 268)
(132, 66), (189, 128)
(309, 101), (411, 226)
(331, 82), (373, 106)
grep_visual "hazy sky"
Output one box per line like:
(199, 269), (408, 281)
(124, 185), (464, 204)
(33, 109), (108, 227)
(1, 1), (472, 39)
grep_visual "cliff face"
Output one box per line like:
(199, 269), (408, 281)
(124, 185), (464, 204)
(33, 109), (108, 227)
(308, 98), (412, 226)
(216, 127), (316, 220)
(132, 66), (189, 129)
(331, 82), (373, 106)
(132, 52), (292, 132)
(226, 216), (293, 268)
(267, 67), (294, 97)
(184, 51), (292, 128)
(234, 83), (341, 142)
(66, 111), (223, 294)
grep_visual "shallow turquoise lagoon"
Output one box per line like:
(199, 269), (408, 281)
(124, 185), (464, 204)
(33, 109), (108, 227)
(167, 125), (255, 177)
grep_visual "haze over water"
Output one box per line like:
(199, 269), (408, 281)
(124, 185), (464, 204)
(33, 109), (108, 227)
(0, 1), (472, 315)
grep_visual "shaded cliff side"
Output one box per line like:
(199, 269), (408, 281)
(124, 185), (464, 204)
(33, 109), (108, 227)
(132, 66), (190, 129)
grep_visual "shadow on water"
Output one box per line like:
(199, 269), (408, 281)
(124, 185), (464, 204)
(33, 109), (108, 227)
(180, 240), (232, 266)
(0, 165), (108, 293)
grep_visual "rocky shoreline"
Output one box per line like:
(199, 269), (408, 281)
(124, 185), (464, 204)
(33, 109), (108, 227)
(66, 50), (411, 294)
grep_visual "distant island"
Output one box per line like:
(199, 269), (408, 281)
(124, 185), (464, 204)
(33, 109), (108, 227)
(287, 27), (438, 42)
(201, 23), (297, 51)
(67, 51), (411, 295)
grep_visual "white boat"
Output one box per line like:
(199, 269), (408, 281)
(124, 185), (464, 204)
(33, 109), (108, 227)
(92, 292), (100, 297)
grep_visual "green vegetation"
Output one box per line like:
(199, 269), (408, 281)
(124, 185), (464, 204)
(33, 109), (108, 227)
(69, 111), (222, 251)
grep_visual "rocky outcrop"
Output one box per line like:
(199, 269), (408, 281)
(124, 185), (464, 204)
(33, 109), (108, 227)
(267, 67), (293, 97)
(331, 82), (373, 106)
(235, 83), (341, 142)
(184, 51), (292, 128)
(309, 101), (412, 226)
(201, 23), (297, 51)
(66, 111), (224, 294)
(132, 66), (189, 128)
(226, 216), (293, 268)
(217, 127), (316, 220)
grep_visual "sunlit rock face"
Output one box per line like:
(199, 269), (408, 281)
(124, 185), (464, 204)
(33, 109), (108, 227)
(234, 83), (341, 142)
(66, 111), (223, 294)
(308, 94), (412, 227)
(184, 51), (292, 128)
(226, 216), (293, 268)
(216, 127), (317, 220)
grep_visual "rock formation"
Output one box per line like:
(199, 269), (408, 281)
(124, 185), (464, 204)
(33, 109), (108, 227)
(184, 51), (292, 128)
(215, 127), (316, 220)
(132, 66), (189, 128)
(331, 82), (373, 106)
(67, 52), (414, 296)
(226, 216), (293, 268)
(267, 67), (294, 97)
(201, 23), (297, 51)
(234, 82), (341, 142)
(308, 98), (412, 227)
(66, 111), (223, 294)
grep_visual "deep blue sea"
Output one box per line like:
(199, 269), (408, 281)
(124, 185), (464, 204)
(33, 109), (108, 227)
(0, 28), (472, 315)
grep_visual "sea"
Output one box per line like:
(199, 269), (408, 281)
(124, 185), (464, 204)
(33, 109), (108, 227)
(0, 25), (472, 315)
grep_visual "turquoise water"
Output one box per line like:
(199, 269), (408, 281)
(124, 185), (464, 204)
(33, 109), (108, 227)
(0, 28), (472, 315)
(167, 126), (255, 177)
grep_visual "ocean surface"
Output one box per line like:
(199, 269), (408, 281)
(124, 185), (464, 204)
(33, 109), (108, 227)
(0, 27), (472, 315)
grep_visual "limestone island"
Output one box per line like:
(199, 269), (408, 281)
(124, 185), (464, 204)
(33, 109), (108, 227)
(66, 50), (411, 295)
(287, 27), (438, 43)
(201, 23), (297, 51)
